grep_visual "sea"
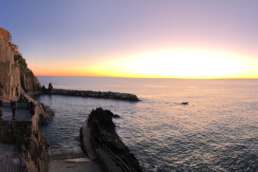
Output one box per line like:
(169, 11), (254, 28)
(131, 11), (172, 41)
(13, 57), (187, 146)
(38, 77), (258, 172)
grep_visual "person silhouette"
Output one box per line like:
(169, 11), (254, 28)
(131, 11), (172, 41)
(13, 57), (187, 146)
(0, 100), (2, 117)
(29, 101), (35, 116)
(48, 83), (53, 94)
(10, 100), (17, 120)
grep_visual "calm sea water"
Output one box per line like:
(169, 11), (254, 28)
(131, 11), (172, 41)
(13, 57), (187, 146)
(38, 77), (258, 172)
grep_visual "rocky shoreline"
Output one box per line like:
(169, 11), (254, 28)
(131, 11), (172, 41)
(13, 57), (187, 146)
(0, 27), (142, 172)
(41, 88), (140, 102)
(80, 108), (143, 172)
(0, 27), (51, 172)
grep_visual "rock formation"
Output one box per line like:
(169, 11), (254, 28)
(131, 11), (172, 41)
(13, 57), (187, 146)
(21, 99), (49, 172)
(0, 27), (40, 101)
(80, 108), (143, 172)
(0, 27), (49, 172)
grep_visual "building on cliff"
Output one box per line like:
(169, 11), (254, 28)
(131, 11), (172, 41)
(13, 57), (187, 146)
(0, 27), (40, 101)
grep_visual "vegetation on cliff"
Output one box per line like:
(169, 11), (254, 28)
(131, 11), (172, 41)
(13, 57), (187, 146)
(15, 54), (40, 92)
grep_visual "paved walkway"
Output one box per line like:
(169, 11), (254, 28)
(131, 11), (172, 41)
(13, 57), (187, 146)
(0, 103), (31, 172)
(49, 155), (102, 172)
(0, 144), (26, 172)
(0, 103), (31, 122)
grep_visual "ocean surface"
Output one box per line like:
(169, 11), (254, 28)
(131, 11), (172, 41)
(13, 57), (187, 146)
(38, 77), (258, 172)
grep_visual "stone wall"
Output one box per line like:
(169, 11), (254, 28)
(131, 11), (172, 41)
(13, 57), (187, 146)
(0, 120), (32, 145)
(0, 99), (49, 172)
(0, 113), (49, 172)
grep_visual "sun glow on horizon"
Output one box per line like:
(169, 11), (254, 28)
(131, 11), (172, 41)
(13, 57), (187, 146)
(85, 48), (258, 79)
(31, 48), (258, 79)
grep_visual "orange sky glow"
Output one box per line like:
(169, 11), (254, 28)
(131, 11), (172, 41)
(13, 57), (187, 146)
(32, 47), (258, 79)
(6, 1), (258, 79)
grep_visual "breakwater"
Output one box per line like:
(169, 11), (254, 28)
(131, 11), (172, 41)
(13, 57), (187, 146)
(42, 88), (140, 102)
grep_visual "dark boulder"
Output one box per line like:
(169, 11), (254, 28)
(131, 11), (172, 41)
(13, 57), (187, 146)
(80, 108), (143, 172)
(41, 85), (47, 94)
(113, 114), (121, 119)
(181, 102), (189, 105)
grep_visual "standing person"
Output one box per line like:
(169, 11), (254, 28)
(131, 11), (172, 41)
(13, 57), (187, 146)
(11, 100), (17, 120)
(48, 83), (53, 94)
(29, 101), (35, 116)
(0, 100), (2, 117)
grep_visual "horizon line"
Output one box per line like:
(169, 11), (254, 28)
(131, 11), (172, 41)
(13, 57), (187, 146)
(35, 75), (258, 80)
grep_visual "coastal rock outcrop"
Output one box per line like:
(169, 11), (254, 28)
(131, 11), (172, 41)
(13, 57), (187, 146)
(15, 54), (40, 93)
(21, 115), (49, 172)
(0, 27), (40, 101)
(0, 27), (49, 172)
(80, 108), (143, 172)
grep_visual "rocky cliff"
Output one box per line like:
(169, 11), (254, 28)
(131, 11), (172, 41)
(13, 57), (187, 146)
(22, 100), (49, 172)
(0, 27), (40, 101)
(0, 27), (49, 172)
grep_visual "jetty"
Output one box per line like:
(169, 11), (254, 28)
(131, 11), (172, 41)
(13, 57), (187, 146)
(41, 87), (140, 102)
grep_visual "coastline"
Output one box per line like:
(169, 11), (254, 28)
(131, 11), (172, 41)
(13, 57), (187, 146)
(0, 27), (142, 172)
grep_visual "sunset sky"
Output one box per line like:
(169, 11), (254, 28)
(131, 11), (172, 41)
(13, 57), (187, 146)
(1, 0), (258, 79)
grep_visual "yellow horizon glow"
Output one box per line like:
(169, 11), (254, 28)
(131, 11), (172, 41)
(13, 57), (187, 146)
(86, 48), (258, 79)
(33, 48), (258, 79)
